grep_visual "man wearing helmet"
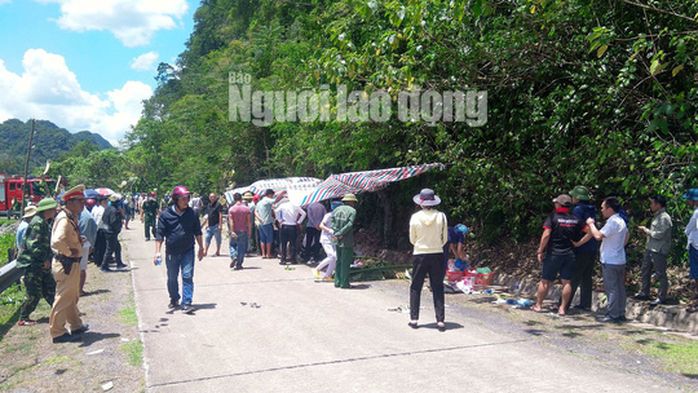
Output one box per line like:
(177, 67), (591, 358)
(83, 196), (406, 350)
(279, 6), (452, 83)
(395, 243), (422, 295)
(154, 186), (205, 314)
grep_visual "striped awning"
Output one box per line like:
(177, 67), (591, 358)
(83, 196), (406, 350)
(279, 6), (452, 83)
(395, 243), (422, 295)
(297, 163), (444, 207)
(224, 177), (322, 205)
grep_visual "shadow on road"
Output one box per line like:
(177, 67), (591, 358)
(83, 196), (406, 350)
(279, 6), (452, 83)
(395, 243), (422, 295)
(78, 331), (121, 347)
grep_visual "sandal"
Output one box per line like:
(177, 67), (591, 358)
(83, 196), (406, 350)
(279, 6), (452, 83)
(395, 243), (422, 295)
(17, 320), (37, 326)
(408, 321), (418, 329)
(437, 322), (446, 332)
(687, 304), (698, 314)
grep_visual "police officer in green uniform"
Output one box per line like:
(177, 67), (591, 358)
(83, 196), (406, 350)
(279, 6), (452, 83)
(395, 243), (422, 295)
(16, 198), (58, 326)
(141, 193), (159, 241)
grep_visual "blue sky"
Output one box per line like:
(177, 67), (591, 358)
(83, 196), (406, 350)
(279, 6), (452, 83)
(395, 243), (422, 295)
(0, 0), (196, 145)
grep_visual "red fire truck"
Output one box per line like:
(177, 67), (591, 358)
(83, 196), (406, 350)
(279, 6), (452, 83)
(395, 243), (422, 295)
(0, 174), (56, 214)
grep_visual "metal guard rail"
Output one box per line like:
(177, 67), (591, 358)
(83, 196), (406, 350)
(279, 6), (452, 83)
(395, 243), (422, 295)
(0, 260), (22, 294)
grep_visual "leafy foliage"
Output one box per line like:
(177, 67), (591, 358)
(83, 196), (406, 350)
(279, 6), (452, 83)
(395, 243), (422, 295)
(43, 0), (698, 270)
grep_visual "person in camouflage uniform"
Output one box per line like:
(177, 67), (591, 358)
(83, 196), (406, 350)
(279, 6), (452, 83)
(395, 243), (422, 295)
(16, 198), (58, 326)
(141, 192), (159, 241)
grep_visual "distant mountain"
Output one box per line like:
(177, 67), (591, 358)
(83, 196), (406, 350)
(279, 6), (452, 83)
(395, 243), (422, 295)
(0, 119), (113, 175)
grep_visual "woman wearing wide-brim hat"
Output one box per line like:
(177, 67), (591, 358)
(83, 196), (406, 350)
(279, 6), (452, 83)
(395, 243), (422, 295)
(408, 188), (448, 331)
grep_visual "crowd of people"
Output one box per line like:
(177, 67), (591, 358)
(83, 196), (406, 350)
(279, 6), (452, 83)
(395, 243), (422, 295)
(11, 181), (698, 341)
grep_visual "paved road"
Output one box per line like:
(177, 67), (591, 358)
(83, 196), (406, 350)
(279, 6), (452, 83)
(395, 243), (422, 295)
(123, 221), (674, 393)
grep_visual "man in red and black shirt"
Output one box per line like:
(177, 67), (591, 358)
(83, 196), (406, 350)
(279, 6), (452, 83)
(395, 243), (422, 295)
(532, 194), (589, 315)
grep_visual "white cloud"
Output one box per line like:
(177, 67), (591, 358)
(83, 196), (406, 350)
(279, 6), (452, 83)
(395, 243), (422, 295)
(0, 49), (152, 145)
(40, 0), (188, 47)
(131, 51), (159, 71)
(0, 0), (12, 5)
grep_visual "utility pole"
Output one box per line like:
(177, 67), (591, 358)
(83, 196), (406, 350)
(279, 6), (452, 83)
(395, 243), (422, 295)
(21, 119), (36, 215)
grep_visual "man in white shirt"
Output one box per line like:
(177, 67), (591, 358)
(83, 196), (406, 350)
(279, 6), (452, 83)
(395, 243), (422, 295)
(275, 197), (306, 264)
(91, 196), (108, 268)
(586, 196), (629, 323)
(683, 188), (698, 313)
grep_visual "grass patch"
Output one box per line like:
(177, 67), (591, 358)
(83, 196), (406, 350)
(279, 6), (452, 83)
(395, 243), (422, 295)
(120, 340), (143, 367)
(117, 305), (138, 326)
(0, 283), (24, 340)
(641, 339), (698, 375)
(43, 355), (71, 365)
(0, 231), (17, 267)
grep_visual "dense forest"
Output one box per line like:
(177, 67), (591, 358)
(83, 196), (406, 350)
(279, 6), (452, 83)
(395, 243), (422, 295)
(0, 119), (112, 175)
(31, 1), (698, 269)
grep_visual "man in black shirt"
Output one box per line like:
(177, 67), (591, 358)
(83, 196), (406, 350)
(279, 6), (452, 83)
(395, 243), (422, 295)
(533, 194), (588, 315)
(203, 193), (223, 256)
(101, 194), (125, 272)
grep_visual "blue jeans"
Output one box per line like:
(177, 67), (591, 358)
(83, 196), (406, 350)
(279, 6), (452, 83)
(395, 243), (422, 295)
(233, 231), (249, 268)
(166, 249), (195, 306)
(205, 225), (221, 246)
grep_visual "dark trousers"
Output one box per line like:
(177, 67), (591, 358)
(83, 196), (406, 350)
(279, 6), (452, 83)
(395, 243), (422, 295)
(569, 253), (596, 309)
(410, 253), (445, 323)
(102, 232), (122, 268)
(335, 246), (353, 288)
(93, 229), (106, 267)
(303, 227), (322, 261)
(19, 266), (56, 320)
(144, 217), (156, 240)
(279, 225), (297, 262)
(639, 250), (668, 301)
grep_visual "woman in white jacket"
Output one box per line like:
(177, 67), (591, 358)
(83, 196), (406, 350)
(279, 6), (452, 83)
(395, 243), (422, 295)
(408, 188), (448, 332)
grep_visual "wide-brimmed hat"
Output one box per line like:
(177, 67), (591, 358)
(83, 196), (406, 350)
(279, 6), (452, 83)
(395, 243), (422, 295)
(22, 205), (37, 219)
(36, 198), (58, 213)
(413, 188), (441, 206)
(242, 192), (254, 200)
(62, 185), (86, 201)
(341, 193), (358, 203)
(569, 185), (591, 201)
(553, 194), (572, 207)
(683, 188), (698, 201)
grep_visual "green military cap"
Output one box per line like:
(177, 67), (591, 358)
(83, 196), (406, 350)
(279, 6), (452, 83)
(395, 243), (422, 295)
(569, 185), (591, 201)
(36, 198), (58, 212)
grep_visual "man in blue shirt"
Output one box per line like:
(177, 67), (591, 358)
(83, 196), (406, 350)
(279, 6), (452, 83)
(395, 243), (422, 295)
(154, 186), (204, 314)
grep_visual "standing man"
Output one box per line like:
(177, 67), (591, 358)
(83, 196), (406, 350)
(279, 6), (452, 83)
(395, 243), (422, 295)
(154, 186), (204, 314)
(242, 192), (257, 254)
(91, 196), (108, 268)
(331, 194), (358, 289)
(228, 193), (252, 270)
(16, 206), (37, 252)
(586, 196), (630, 323)
(567, 186), (598, 311)
(16, 199), (57, 326)
(78, 205), (98, 296)
(255, 189), (276, 259)
(141, 192), (159, 241)
(203, 193), (223, 257)
(275, 197), (306, 265)
(533, 194), (588, 316)
(408, 188), (448, 331)
(190, 193), (203, 216)
(50, 185), (90, 343)
(303, 201), (327, 264)
(101, 194), (125, 272)
(683, 188), (698, 313)
(635, 195), (673, 305)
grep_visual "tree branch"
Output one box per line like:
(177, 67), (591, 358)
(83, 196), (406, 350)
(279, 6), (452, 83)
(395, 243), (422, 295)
(618, 0), (698, 23)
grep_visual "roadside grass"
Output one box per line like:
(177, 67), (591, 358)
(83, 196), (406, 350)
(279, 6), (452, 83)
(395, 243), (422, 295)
(0, 231), (16, 267)
(118, 305), (138, 326)
(638, 338), (698, 375)
(120, 340), (143, 367)
(0, 283), (25, 340)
